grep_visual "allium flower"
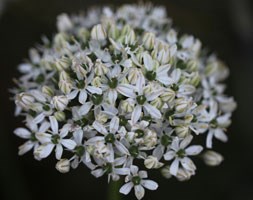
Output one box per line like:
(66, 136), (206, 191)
(12, 3), (236, 199)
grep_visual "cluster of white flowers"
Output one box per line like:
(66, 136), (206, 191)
(12, 4), (236, 199)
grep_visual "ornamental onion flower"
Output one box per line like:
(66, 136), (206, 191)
(11, 3), (236, 200)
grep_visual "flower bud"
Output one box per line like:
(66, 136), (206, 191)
(161, 165), (172, 179)
(144, 156), (164, 169)
(56, 159), (70, 173)
(55, 56), (71, 71)
(121, 100), (134, 113)
(175, 126), (189, 138)
(52, 95), (69, 111)
(91, 76), (102, 87)
(91, 24), (107, 41)
(54, 111), (66, 122)
(71, 59), (87, 80)
(124, 29), (135, 45)
(166, 29), (177, 44)
(202, 150), (223, 166)
(108, 23), (119, 39)
(176, 168), (193, 181)
(78, 28), (90, 43)
(175, 98), (189, 113)
(157, 48), (170, 64)
(57, 14), (73, 32)
(42, 86), (54, 97)
(143, 32), (155, 50)
(160, 88), (175, 102)
(15, 92), (35, 109)
(94, 59), (108, 75)
(59, 71), (72, 94)
(128, 68), (139, 84)
(151, 98), (163, 109)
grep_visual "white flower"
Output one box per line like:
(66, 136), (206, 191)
(131, 77), (162, 123)
(52, 95), (69, 111)
(91, 24), (107, 40)
(57, 13), (73, 32)
(56, 159), (70, 173)
(35, 116), (76, 160)
(119, 165), (158, 200)
(14, 119), (50, 155)
(163, 135), (203, 176)
(202, 150), (224, 166)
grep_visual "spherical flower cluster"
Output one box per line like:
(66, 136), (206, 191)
(12, 4), (236, 200)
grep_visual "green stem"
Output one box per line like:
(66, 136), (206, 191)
(107, 179), (122, 200)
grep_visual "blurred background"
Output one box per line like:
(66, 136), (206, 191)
(0, 0), (253, 199)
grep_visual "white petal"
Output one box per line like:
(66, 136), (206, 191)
(114, 168), (130, 175)
(119, 182), (134, 195)
(180, 135), (193, 149)
(39, 122), (50, 132)
(185, 145), (203, 155)
(131, 105), (142, 124)
(93, 121), (108, 135)
(91, 168), (104, 178)
(139, 171), (148, 179)
(110, 116), (119, 134)
(171, 68), (181, 83)
(143, 103), (161, 119)
(49, 116), (58, 133)
(153, 145), (164, 160)
(79, 102), (93, 116)
(78, 90), (87, 104)
(67, 90), (79, 100)
(56, 144), (63, 160)
(35, 143), (54, 159)
(170, 159), (179, 176)
(206, 131), (214, 148)
(18, 141), (34, 155)
(87, 86), (102, 94)
(143, 53), (153, 71)
(108, 90), (117, 104)
(14, 128), (31, 139)
(33, 113), (45, 124)
(145, 90), (163, 101)
(61, 139), (76, 150)
(36, 133), (52, 143)
(134, 185), (145, 200)
(73, 129), (83, 144)
(117, 84), (136, 98)
(115, 140), (129, 155)
(181, 157), (196, 172)
(214, 129), (228, 142)
(164, 151), (175, 161)
(141, 180), (158, 190)
(130, 165), (139, 175)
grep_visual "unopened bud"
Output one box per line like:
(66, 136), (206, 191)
(52, 95), (69, 111)
(91, 24), (107, 41)
(56, 159), (70, 173)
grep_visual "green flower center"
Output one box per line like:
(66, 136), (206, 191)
(77, 80), (85, 89)
(171, 84), (179, 91)
(30, 132), (37, 142)
(161, 135), (172, 146)
(177, 149), (186, 158)
(146, 71), (156, 81)
(132, 176), (141, 185)
(165, 110), (174, 120)
(43, 104), (50, 111)
(119, 116), (128, 126)
(108, 78), (118, 89)
(51, 134), (60, 144)
(105, 133), (116, 143)
(129, 145), (139, 158)
(135, 129), (145, 138)
(136, 95), (146, 105)
(75, 145), (85, 157)
(91, 94), (103, 105)
(103, 163), (113, 174)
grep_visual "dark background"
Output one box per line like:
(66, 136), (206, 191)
(0, 0), (253, 199)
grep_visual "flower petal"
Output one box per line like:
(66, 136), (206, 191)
(131, 105), (142, 124)
(78, 89), (87, 104)
(141, 180), (158, 190)
(134, 185), (145, 200)
(14, 128), (31, 139)
(61, 139), (76, 150)
(143, 103), (161, 119)
(185, 145), (203, 155)
(119, 182), (134, 195)
(49, 116), (58, 133)
(170, 159), (179, 176)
